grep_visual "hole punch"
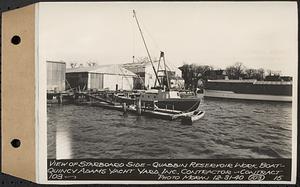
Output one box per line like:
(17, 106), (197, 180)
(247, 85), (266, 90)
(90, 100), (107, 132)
(11, 139), (21, 148)
(11, 35), (21, 45)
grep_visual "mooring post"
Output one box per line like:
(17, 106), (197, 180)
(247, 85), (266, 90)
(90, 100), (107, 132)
(136, 98), (142, 115)
(58, 93), (63, 104)
(122, 102), (127, 114)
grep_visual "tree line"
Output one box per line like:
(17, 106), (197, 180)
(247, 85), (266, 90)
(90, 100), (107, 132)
(225, 62), (266, 80)
(179, 62), (280, 90)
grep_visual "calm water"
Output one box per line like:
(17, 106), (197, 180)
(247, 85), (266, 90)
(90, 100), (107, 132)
(47, 99), (292, 159)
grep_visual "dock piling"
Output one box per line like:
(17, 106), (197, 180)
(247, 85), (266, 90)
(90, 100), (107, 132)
(136, 98), (142, 115)
(122, 103), (127, 114)
(58, 93), (63, 104)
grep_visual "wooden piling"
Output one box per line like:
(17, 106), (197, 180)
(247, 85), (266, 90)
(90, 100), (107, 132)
(122, 102), (127, 114)
(58, 93), (63, 104)
(136, 98), (142, 115)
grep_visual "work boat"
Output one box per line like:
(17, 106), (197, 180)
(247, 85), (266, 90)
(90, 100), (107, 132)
(98, 10), (204, 122)
(130, 10), (201, 112)
(140, 89), (201, 111)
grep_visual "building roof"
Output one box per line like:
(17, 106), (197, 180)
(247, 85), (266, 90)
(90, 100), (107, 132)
(123, 60), (175, 71)
(66, 64), (136, 76)
(122, 61), (158, 69)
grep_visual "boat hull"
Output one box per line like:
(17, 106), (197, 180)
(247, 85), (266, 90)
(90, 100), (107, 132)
(115, 95), (201, 111)
(143, 98), (201, 111)
(204, 89), (292, 102)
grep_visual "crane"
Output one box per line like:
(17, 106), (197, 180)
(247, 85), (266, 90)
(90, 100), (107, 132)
(132, 10), (162, 87)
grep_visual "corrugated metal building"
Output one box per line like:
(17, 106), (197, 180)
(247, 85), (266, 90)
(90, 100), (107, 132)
(47, 61), (66, 92)
(66, 64), (136, 91)
(123, 61), (177, 90)
(123, 61), (159, 89)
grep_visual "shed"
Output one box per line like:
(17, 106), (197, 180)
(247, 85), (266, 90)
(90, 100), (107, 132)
(66, 64), (136, 91)
(123, 61), (176, 89)
(47, 61), (66, 92)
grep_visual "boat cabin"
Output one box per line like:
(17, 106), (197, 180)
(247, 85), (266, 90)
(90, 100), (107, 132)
(141, 89), (180, 101)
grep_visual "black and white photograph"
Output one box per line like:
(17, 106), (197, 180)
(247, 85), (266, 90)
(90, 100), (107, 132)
(42, 2), (297, 183)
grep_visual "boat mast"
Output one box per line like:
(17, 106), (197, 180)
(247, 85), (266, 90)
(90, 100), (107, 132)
(154, 51), (170, 90)
(133, 10), (161, 87)
(162, 51), (170, 90)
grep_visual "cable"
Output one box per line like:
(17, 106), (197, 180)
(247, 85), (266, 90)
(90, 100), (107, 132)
(132, 11), (135, 63)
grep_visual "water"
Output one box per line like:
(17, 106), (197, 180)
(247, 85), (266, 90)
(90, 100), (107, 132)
(47, 99), (292, 159)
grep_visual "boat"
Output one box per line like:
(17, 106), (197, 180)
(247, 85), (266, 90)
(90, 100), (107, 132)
(85, 10), (205, 124)
(204, 79), (292, 102)
(122, 10), (202, 112)
(138, 89), (201, 111)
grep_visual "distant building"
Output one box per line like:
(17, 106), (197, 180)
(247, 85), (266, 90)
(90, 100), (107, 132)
(66, 64), (136, 91)
(123, 61), (158, 89)
(47, 61), (66, 92)
(123, 61), (176, 89)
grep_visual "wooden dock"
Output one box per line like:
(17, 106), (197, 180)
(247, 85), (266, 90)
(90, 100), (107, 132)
(47, 91), (74, 104)
(47, 90), (205, 123)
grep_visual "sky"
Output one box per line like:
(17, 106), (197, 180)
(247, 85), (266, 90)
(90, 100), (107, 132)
(39, 2), (297, 76)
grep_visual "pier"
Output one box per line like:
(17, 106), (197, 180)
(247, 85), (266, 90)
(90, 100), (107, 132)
(47, 90), (204, 123)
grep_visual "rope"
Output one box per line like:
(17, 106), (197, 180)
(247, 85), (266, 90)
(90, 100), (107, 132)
(132, 11), (135, 63)
(138, 17), (161, 53)
(65, 78), (74, 91)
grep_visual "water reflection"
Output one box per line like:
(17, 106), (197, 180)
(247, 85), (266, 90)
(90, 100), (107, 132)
(56, 128), (72, 159)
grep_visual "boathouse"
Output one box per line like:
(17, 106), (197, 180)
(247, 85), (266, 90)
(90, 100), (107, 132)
(47, 61), (66, 92)
(123, 61), (177, 89)
(66, 64), (136, 91)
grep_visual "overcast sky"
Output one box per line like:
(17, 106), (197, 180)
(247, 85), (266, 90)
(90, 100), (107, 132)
(39, 2), (297, 76)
